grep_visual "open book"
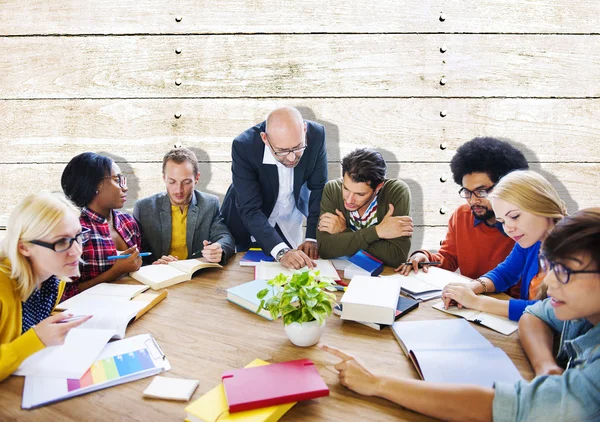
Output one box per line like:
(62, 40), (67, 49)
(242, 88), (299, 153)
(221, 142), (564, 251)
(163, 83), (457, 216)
(130, 258), (222, 290)
(57, 283), (167, 321)
(383, 267), (471, 301)
(432, 301), (518, 335)
(255, 260), (341, 281)
(392, 319), (522, 387)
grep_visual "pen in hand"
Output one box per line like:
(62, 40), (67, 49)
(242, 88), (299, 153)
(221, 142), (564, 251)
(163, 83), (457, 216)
(107, 252), (152, 260)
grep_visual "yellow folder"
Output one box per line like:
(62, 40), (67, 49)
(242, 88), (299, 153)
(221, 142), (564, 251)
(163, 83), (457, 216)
(185, 359), (296, 422)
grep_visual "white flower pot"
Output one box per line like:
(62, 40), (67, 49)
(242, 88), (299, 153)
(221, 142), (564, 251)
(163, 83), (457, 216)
(284, 319), (326, 347)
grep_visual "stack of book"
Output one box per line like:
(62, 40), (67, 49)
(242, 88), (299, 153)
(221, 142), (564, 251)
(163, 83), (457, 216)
(185, 359), (329, 422)
(339, 276), (403, 325)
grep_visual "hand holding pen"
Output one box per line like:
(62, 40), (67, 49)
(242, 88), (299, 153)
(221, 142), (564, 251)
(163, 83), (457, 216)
(107, 245), (143, 274)
(395, 252), (441, 275)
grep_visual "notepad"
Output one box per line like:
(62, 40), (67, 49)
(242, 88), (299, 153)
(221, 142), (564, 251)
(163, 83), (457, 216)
(185, 359), (296, 422)
(255, 259), (341, 281)
(143, 376), (199, 401)
(130, 258), (222, 290)
(22, 334), (169, 409)
(340, 276), (402, 325)
(391, 319), (522, 387)
(222, 359), (329, 413)
(432, 301), (518, 335)
(226, 279), (277, 320)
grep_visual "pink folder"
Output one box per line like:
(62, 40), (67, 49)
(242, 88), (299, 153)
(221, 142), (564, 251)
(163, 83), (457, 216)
(222, 358), (329, 413)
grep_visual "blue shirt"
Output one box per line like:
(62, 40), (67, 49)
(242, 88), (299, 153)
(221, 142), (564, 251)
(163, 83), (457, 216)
(483, 241), (541, 321)
(492, 299), (600, 421)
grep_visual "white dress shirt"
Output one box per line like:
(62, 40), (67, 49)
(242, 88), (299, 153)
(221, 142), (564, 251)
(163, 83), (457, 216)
(258, 147), (306, 258)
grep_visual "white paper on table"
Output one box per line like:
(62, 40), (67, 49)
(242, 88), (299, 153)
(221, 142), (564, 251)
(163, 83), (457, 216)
(15, 328), (116, 378)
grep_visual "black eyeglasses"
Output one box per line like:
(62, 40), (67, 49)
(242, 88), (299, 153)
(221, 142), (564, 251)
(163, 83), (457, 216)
(102, 174), (127, 189)
(29, 228), (91, 253)
(265, 133), (307, 157)
(458, 184), (496, 199)
(539, 254), (600, 284)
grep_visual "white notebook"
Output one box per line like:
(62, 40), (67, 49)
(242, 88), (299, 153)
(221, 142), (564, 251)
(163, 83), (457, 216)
(143, 376), (199, 401)
(340, 276), (402, 325)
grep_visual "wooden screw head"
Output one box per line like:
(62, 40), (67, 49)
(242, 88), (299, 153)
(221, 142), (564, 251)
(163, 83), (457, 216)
(175, 79), (182, 86)
(175, 48), (182, 54)
(440, 142), (447, 150)
(439, 207), (447, 215)
(440, 77), (447, 86)
(439, 13), (446, 22)
(440, 176), (447, 183)
(440, 45), (447, 53)
(174, 112), (182, 119)
(440, 109), (447, 117)
(175, 16), (183, 22)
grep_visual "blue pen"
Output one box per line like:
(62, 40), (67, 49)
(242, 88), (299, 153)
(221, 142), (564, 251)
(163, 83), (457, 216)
(107, 252), (152, 260)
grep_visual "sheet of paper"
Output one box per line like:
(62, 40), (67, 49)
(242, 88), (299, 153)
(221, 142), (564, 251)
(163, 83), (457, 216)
(255, 259), (341, 281)
(15, 328), (116, 378)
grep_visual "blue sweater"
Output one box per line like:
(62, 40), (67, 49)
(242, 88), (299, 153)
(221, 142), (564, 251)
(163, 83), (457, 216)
(482, 241), (541, 321)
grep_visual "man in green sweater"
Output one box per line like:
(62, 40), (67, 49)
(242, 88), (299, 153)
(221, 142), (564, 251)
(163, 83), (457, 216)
(316, 148), (413, 267)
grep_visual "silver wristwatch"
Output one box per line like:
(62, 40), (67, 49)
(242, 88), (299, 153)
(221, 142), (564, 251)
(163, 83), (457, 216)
(275, 248), (291, 262)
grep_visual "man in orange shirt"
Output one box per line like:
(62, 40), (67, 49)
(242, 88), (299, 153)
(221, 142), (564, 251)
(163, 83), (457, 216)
(396, 137), (528, 280)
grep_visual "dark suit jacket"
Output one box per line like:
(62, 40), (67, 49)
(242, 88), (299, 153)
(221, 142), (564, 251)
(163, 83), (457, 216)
(133, 190), (235, 265)
(221, 120), (327, 254)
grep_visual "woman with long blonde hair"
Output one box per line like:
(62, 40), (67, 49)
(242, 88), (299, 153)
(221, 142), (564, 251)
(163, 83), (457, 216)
(0, 192), (92, 381)
(441, 170), (567, 321)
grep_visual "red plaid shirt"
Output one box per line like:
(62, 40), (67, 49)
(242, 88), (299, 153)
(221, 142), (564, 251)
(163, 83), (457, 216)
(62, 207), (141, 300)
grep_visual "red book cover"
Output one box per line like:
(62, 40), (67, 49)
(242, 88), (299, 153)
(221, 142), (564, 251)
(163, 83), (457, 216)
(222, 358), (329, 413)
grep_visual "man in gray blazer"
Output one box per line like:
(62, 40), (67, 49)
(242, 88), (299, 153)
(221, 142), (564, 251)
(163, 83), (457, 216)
(133, 148), (235, 265)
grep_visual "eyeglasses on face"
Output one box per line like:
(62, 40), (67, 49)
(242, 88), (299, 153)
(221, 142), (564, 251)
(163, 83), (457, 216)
(29, 228), (91, 253)
(458, 184), (496, 199)
(103, 174), (127, 189)
(265, 133), (307, 157)
(538, 254), (600, 284)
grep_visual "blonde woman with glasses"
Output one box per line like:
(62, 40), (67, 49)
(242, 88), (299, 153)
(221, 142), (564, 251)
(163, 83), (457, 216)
(0, 192), (92, 381)
(441, 170), (567, 321)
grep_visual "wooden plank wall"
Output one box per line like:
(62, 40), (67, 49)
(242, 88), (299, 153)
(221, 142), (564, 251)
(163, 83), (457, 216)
(0, 1), (598, 251)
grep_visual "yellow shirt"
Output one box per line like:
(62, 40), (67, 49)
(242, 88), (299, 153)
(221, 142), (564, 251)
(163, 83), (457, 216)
(168, 205), (189, 260)
(0, 259), (65, 382)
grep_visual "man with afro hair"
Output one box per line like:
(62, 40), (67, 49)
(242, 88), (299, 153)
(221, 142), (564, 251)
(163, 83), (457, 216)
(396, 137), (528, 280)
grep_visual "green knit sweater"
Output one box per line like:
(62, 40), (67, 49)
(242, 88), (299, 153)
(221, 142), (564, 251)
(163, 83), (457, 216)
(316, 178), (412, 267)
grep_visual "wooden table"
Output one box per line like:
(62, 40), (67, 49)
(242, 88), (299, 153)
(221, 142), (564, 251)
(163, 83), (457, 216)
(0, 254), (534, 421)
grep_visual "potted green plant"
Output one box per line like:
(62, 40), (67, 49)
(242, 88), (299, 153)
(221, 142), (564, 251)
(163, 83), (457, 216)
(256, 269), (337, 347)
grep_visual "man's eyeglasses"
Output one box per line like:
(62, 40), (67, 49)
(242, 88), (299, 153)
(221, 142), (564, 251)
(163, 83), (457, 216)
(29, 228), (91, 253)
(539, 254), (600, 284)
(458, 184), (495, 199)
(265, 133), (307, 157)
(103, 174), (127, 189)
